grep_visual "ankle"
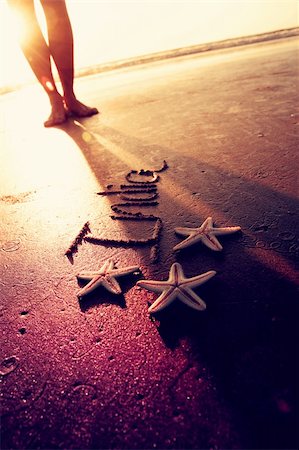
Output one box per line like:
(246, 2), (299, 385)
(48, 91), (64, 106)
(63, 90), (76, 103)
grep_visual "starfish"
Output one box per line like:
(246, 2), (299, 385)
(76, 258), (139, 298)
(174, 216), (241, 252)
(137, 262), (216, 314)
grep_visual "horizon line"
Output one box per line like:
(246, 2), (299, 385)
(1, 27), (298, 96)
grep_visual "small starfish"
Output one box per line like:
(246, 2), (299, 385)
(137, 262), (216, 314)
(76, 258), (139, 298)
(174, 216), (241, 252)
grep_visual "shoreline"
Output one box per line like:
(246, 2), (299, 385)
(1, 27), (298, 96)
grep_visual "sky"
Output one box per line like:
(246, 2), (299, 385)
(0, 0), (298, 90)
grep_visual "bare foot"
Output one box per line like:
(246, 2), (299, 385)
(44, 94), (67, 127)
(64, 96), (99, 118)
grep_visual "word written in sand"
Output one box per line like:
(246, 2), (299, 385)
(66, 161), (168, 262)
(65, 221), (90, 257)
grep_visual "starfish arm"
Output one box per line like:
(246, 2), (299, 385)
(201, 233), (223, 251)
(77, 275), (104, 297)
(76, 271), (100, 280)
(100, 258), (115, 273)
(177, 287), (207, 311)
(203, 217), (213, 229)
(137, 279), (171, 294)
(111, 266), (140, 277)
(174, 227), (199, 236)
(180, 270), (216, 288)
(213, 226), (241, 235)
(148, 287), (177, 314)
(173, 234), (203, 251)
(101, 276), (122, 294)
(169, 262), (185, 280)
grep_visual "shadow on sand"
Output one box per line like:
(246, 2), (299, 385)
(59, 118), (298, 449)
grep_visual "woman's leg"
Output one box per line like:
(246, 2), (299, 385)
(40, 0), (98, 117)
(8, 0), (67, 126)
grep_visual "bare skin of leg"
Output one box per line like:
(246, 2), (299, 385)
(8, 0), (98, 126)
(8, 0), (66, 126)
(41, 0), (98, 119)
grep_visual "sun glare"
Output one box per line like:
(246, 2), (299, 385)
(43, 78), (55, 92)
(0, 1), (298, 91)
(0, 4), (34, 89)
(8, 6), (27, 42)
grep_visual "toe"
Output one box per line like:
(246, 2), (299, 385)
(78, 107), (98, 117)
(69, 105), (99, 118)
(44, 114), (67, 127)
(88, 107), (99, 116)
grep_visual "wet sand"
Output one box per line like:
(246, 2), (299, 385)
(0, 37), (298, 449)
